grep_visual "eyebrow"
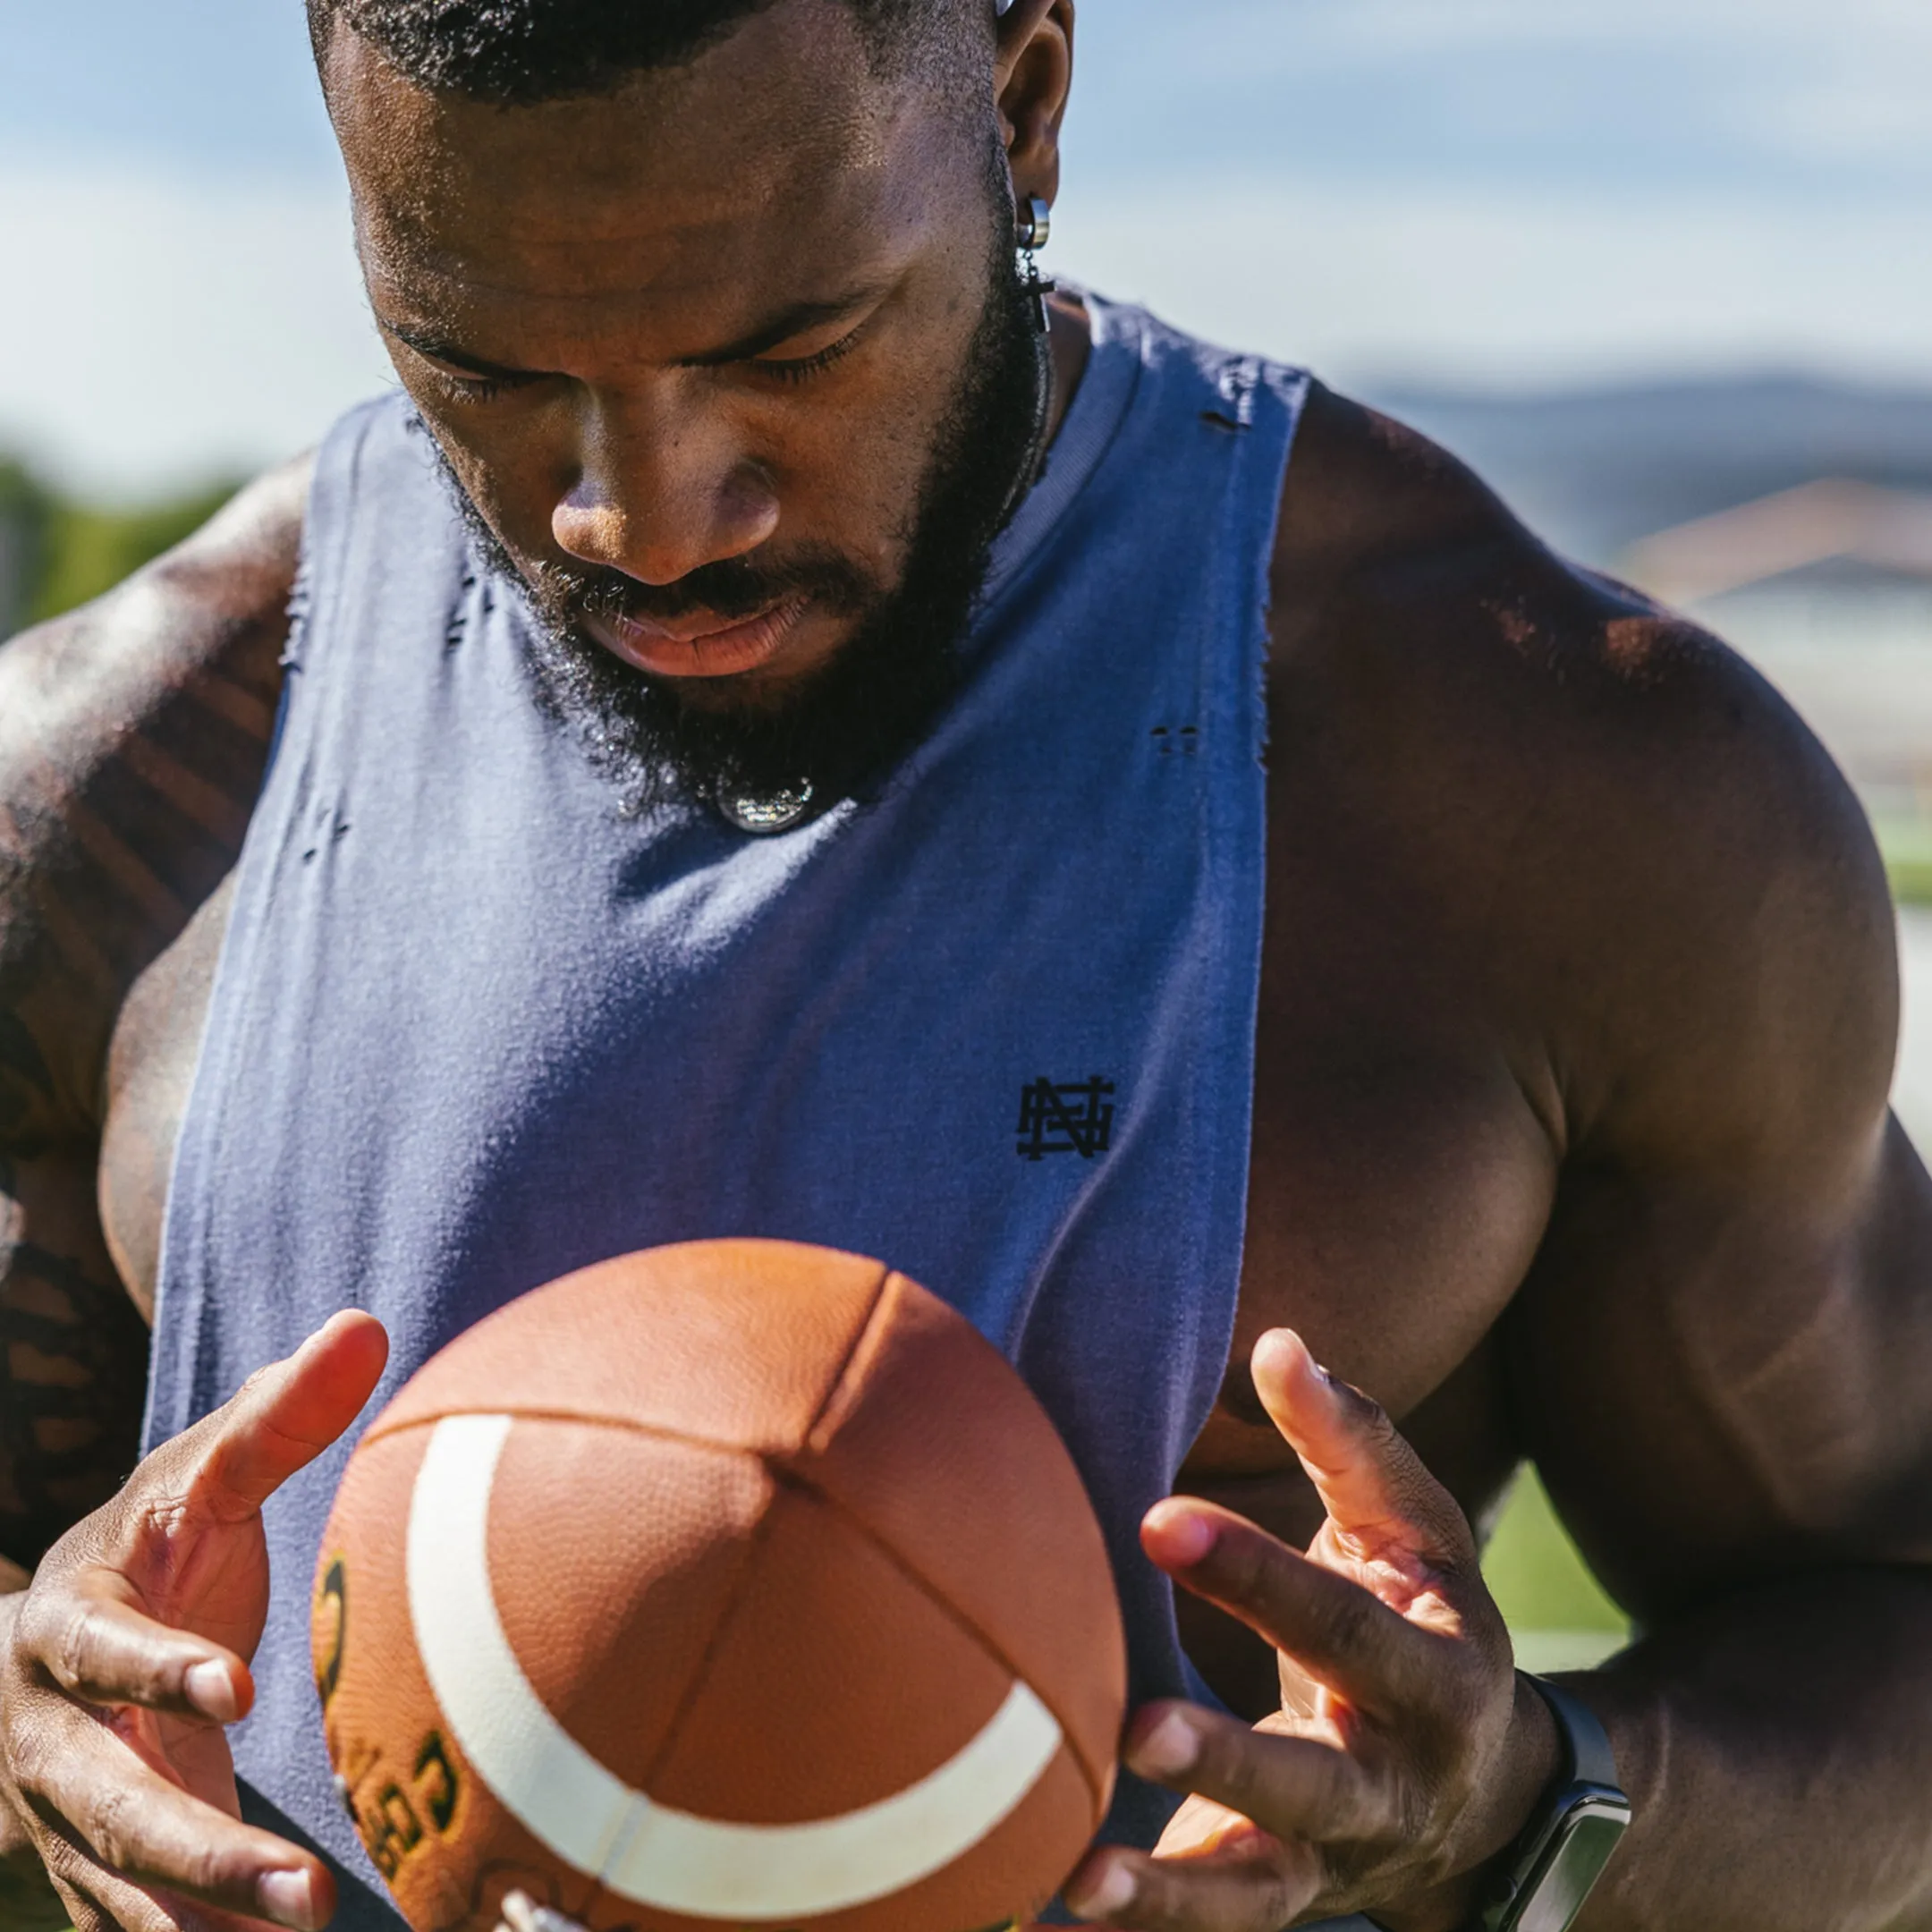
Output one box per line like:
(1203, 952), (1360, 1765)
(379, 287), (886, 381)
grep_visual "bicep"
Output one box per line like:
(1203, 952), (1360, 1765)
(1507, 1123), (1932, 1622)
(0, 454), (306, 1145)
(1505, 728), (1932, 1622)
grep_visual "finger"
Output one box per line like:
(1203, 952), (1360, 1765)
(19, 1581), (252, 1723)
(1250, 1332), (1471, 1565)
(1064, 1838), (1319, 1932)
(501, 1894), (588, 1932)
(53, 1876), (263, 1932)
(39, 1822), (296, 1932)
(27, 1723), (332, 1930)
(1122, 1702), (1397, 1842)
(189, 1312), (388, 1521)
(1140, 1503), (1447, 1711)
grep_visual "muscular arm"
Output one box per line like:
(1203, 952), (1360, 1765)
(0, 458), (304, 1574)
(1506, 645), (1932, 1931)
(1237, 388), (1932, 1930)
(1305, 390), (1932, 1929)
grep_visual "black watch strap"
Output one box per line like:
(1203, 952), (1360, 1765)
(1522, 1674), (1619, 1788)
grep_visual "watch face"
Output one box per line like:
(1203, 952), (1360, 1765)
(1517, 1799), (1631, 1932)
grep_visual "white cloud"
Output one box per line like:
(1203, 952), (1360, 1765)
(1091, 0), (1932, 188)
(0, 162), (392, 496)
(11, 0), (1932, 493)
(1273, 0), (1932, 55)
(1056, 175), (1932, 391)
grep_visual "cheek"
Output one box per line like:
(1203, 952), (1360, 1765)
(781, 427), (925, 570)
(408, 387), (575, 563)
(767, 369), (958, 564)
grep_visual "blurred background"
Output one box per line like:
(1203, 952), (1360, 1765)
(5, 0), (1931, 1664)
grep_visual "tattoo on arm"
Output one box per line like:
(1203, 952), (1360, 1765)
(0, 1153), (149, 1572)
(0, 463), (299, 1153)
(0, 1015), (55, 1163)
(0, 464), (302, 1569)
(0, 652), (280, 1151)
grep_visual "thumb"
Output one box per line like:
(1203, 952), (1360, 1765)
(187, 1310), (390, 1521)
(1251, 1330), (1471, 1566)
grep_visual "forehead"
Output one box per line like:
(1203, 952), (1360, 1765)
(326, 1), (987, 352)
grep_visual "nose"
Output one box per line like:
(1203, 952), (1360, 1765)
(550, 385), (780, 587)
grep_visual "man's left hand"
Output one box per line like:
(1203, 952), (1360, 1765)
(1064, 1331), (1559, 1932)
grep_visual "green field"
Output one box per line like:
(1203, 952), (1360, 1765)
(1483, 1467), (1629, 1672)
(1879, 818), (1932, 909)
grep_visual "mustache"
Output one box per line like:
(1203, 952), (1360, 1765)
(532, 547), (877, 633)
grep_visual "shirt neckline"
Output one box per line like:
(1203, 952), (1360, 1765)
(979, 292), (1144, 611)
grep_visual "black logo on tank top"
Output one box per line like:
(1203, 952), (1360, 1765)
(1017, 1077), (1117, 1161)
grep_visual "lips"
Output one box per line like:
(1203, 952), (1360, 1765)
(586, 597), (810, 680)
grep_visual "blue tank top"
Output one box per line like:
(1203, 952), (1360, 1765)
(148, 298), (1309, 1928)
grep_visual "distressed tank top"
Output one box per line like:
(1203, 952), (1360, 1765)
(147, 297), (1309, 1928)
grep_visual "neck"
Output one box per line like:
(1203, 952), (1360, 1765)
(1042, 291), (1093, 451)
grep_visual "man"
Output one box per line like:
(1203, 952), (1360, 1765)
(0, 2), (1928, 1930)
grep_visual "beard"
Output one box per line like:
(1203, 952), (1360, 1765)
(424, 192), (1047, 820)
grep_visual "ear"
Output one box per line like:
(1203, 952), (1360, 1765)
(995, 0), (1073, 211)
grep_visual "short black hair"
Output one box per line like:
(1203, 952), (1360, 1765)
(309, 0), (960, 106)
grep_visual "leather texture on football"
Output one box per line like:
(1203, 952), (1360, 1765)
(312, 1240), (1127, 1932)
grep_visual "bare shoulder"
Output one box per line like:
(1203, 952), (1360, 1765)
(0, 454), (309, 1153)
(1267, 381), (1894, 1160)
(0, 451), (309, 707)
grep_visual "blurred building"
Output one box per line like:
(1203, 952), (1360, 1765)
(1379, 376), (1932, 1141)
(1382, 377), (1932, 817)
(1620, 481), (1932, 819)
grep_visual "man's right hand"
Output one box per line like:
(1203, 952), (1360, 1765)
(0, 1312), (388, 1932)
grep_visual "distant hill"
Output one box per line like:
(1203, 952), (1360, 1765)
(1364, 377), (1932, 569)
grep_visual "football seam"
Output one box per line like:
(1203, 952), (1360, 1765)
(356, 1367), (1114, 1817)
(359, 1406), (1120, 1808)
(800, 1261), (897, 1447)
(770, 1468), (1114, 1818)
(448, 1435), (1110, 1826)
(360, 1261), (893, 1464)
(358, 1402), (849, 1463)
(631, 1489), (785, 1797)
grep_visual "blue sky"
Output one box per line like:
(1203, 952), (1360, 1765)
(3, 0), (1929, 490)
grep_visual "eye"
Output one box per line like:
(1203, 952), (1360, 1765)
(432, 372), (510, 404)
(397, 340), (546, 407)
(752, 323), (868, 386)
(422, 364), (538, 408)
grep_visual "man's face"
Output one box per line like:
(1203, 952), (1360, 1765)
(326, 0), (1046, 809)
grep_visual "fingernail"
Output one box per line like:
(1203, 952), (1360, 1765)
(1131, 1709), (1200, 1779)
(260, 1868), (324, 1932)
(1148, 1504), (1216, 1565)
(184, 1659), (240, 1723)
(1066, 1864), (1138, 1923)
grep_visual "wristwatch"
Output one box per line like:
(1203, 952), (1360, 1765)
(1473, 1674), (1631, 1932)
